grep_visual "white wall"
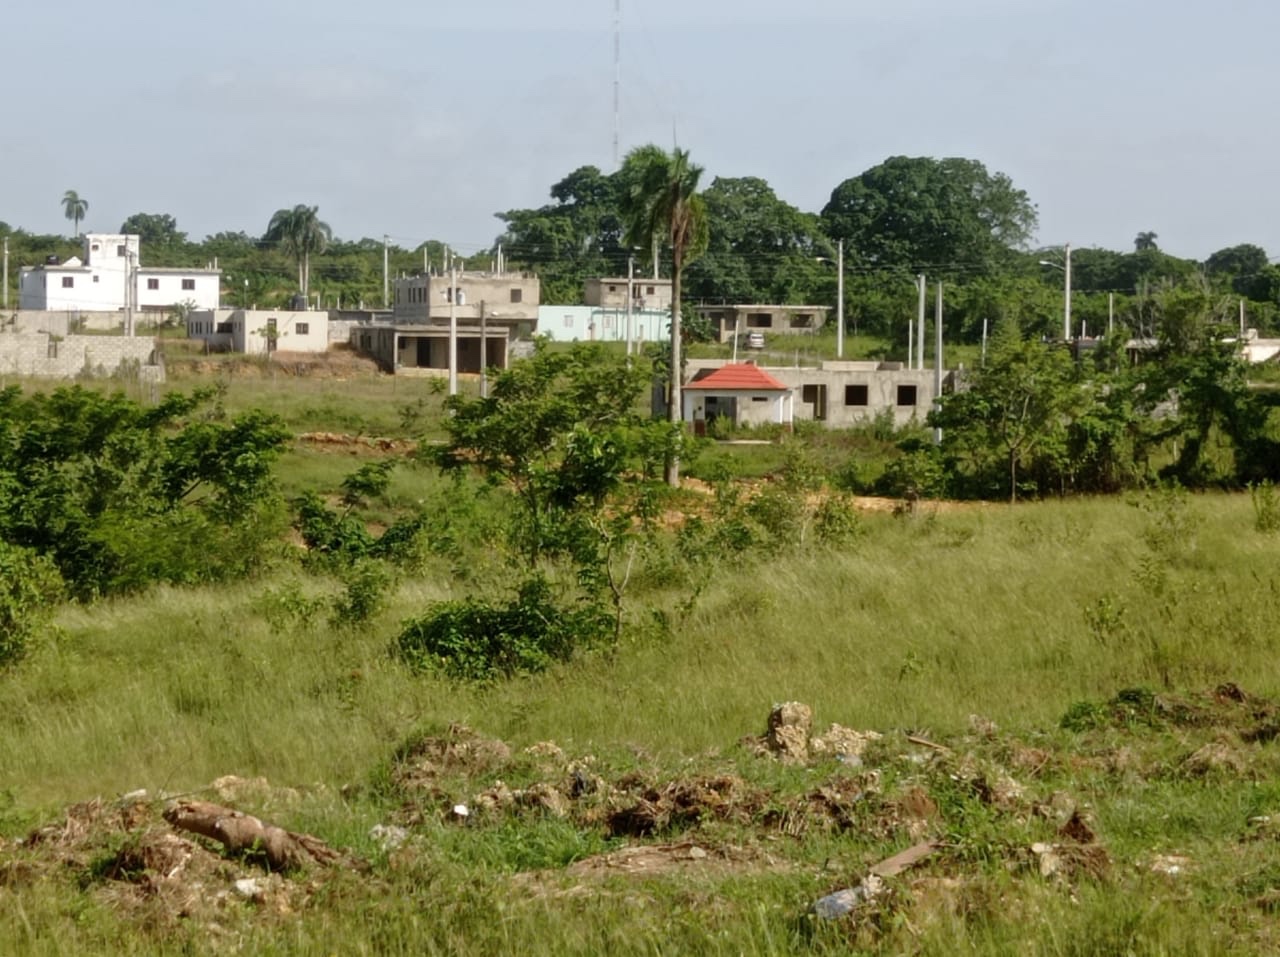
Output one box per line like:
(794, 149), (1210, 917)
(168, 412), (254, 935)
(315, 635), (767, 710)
(231, 310), (329, 355)
(16, 234), (217, 313)
(536, 304), (667, 343)
(136, 271), (220, 311)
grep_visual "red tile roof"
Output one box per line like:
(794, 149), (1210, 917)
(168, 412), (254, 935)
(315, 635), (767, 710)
(684, 363), (789, 392)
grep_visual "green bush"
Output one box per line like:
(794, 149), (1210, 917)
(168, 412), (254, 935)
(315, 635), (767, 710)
(396, 577), (610, 682)
(1252, 480), (1280, 533)
(0, 542), (65, 667)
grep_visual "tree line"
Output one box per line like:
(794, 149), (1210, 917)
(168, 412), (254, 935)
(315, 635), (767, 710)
(3, 158), (1277, 341)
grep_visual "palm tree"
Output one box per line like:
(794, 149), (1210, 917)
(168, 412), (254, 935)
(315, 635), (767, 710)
(618, 146), (708, 487)
(265, 205), (332, 297)
(62, 190), (88, 237)
(1134, 231), (1159, 252)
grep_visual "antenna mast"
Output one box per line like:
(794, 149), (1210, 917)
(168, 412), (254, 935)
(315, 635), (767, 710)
(613, 0), (621, 167)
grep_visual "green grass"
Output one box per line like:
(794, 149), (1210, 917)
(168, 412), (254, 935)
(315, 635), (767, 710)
(6, 364), (1280, 952)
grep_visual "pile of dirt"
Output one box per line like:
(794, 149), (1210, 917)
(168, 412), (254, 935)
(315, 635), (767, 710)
(297, 432), (415, 453)
(4, 792), (319, 933)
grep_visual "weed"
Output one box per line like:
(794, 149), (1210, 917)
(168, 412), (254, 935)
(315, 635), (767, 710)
(1252, 480), (1280, 533)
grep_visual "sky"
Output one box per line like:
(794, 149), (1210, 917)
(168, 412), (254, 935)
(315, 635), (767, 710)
(5, 0), (1278, 261)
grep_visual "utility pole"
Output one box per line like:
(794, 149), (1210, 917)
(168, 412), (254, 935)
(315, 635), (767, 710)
(1063, 242), (1072, 341)
(916, 274), (926, 371)
(125, 250), (135, 337)
(2, 237), (8, 310)
(1108, 292), (1114, 336)
(932, 281), (943, 446)
(835, 238), (845, 359)
(383, 235), (389, 309)
(480, 300), (488, 398)
(907, 319), (913, 369)
(448, 262), (458, 396)
(625, 255), (634, 356)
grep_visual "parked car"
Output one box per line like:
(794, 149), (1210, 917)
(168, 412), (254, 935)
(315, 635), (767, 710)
(746, 332), (765, 350)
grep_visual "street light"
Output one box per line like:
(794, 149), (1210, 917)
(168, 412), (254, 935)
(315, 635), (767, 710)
(815, 238), (845, 358)
(243, 278), (250, 310)
(1038, 242), (1072, 340)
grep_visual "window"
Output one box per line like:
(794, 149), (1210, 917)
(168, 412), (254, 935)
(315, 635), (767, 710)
(896, 384), (918, 406)
(181, 278), (195, 291)
(93, 275), (100, 283)
(91, 243), (100, 252)
(147, 278), (160, 290)
(61, 276), (74, 288)
(216, 322), (232, 334)
(117, 245), (126, 257)
(790, 313), (814, 329)
(844, 384), (869, 406)
(509, 288), (522, 303)
(564, 315), (573, 328)
(746, 313), (771, 328)
(296, 322), (309, 335)
(751, 396), (768, 403)
(608, 285), (617, 293)
(646, 285), (656, 295)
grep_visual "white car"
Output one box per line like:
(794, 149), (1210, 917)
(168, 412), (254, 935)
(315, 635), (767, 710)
(746, 332), (765, 350)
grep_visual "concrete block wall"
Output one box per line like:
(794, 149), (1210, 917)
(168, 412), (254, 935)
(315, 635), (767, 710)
(0, 334), (163, 382)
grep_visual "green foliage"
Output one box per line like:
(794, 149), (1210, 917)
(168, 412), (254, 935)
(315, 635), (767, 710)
(821, 156), (1036, 274)
(0, 386), (290, 598)
(396, 577), (610, 682)
(329, 559), (394, 629)
(431, 342), (666, 566)
(0, 542), (64, 667)
(118, 212), (185, 247)
(931, 321), (1078, 501)
(1251, 481), (1280, 533)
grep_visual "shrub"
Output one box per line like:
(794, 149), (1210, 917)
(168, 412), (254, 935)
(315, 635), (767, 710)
(1252, 481), (1280, 533)
(396, 577), (610, 682)
(0, 542), (65, 667)
(330, 559), (394, 629)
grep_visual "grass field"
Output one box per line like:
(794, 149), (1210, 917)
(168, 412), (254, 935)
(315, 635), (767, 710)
(3, 366), (1280, 954)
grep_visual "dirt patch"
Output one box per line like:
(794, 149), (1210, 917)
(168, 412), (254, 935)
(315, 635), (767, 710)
(296, 432), (415, 454)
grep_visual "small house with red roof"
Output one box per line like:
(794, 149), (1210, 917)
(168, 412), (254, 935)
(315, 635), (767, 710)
(682, 362), (794, 432)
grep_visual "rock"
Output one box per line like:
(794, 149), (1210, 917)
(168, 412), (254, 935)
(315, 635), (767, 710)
(524, 741), (565, 761)
(369, 824), (409, 851)
(766, 702), (813, 764)
(811, 724), (882, 761)
(234, 877), (269, 900)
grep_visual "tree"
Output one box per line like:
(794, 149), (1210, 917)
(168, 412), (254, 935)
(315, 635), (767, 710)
(429, 341), (667, 565)
(931, 321), (1077, 502)
(264, 205), (331, 296)
(1134, 231), (1159, 252)
(684, 176), (829, 305)
(821, 156), (1036, 274)
(1205, 243), (1271, 300)
(120, 212), (186, 248)
(618, 145), (709, 487)
(495, 165), (627, 303)
(61, 190), (88, 237)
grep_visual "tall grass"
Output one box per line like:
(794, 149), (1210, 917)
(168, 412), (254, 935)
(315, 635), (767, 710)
(3, 491), (1275, 806)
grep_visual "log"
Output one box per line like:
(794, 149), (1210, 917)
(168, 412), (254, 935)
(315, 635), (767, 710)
(163, 800), (347, 872)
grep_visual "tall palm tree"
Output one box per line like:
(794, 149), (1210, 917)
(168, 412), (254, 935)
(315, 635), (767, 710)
(265, 205), (332, 297)
(619, 146), (708, 487)
(61, 190), (88, 237)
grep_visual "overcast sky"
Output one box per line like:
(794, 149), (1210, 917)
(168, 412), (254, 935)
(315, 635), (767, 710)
(5, 0), (1276, 260)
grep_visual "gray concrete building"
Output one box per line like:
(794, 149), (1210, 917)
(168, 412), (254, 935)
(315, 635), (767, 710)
(682, 359), (950, 430)
(696, 304), (830, 344)
(585, 276), (673, 313)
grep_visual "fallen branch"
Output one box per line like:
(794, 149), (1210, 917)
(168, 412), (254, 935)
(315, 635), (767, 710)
(905, 734), (952, 755)
(163, 800), (351, 872)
